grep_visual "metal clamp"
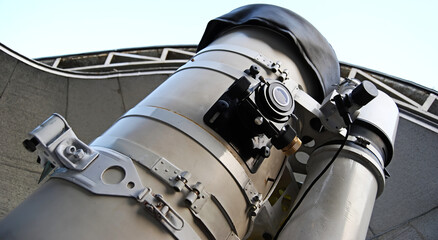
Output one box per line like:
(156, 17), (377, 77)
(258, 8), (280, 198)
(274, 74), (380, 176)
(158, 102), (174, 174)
(347, 135), (384, 168)
(174, 171), (192, 191)
(23, 113), (99, 171)
(118, 106), (262, 208)
(185, 182), (205, 205)
(52, 147), (202, 240)
(139, 192), (186, 231)
(137, 189), (201, 239)
(198, 44), (290, 81)
(24, 115), (202, 240)
(244, 181), (263, 217)
(91, 135), (241, 238)
(92, 135), (226, 211)
(52, 147), (146, 197)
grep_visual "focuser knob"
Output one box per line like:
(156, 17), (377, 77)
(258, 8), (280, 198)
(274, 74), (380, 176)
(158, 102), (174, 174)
(350, 80), (378, 106)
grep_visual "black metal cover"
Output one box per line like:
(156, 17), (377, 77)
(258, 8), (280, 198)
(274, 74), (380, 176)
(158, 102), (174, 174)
(198, 4), (340, 100)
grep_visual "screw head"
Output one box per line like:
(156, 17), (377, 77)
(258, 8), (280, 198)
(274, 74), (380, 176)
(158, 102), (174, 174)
(261, 146), (270, 158)
(254, 116), (264, 126)
(217, 100), (229, 111)
(65, 146), (76, 155)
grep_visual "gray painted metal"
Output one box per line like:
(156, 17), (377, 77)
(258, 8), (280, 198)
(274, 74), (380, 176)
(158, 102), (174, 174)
(0, 40), (437, 240)
(117, 106), (261, 205)
(279, 145), (380, 240)
(0, 25), (319, 239)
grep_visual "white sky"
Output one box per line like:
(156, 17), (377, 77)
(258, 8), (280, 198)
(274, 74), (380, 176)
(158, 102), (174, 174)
(0, 0), (436, 90)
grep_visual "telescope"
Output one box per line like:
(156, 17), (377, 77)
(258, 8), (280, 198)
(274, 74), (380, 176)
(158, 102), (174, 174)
(0, 4), (398, 240)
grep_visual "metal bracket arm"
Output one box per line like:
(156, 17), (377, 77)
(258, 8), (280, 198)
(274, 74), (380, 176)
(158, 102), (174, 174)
(23, 113), (99, 171)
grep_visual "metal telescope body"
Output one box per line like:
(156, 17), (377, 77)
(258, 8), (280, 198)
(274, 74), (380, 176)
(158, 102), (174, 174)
(0, 4), (398, 240)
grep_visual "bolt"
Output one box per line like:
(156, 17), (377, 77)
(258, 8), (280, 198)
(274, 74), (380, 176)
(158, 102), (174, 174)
(73, 149), (85, 160)
(217, 100), (229, 111)
(355, 136), (370, 147)
(279, 73), (287, 82)
(155, 194), (163, 199)
(145, 204), (154, 212)
(249, 205), (258, 217)
(249, 65), (260, 77)
(254, 116), (264, 126)
(271, 62), (280, 73)
(65, 146), (76, 155)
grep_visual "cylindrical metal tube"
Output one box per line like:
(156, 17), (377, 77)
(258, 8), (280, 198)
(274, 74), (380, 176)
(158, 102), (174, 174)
(278, 144), (382, 240)
(1, 5), (397, 240)
(0, 25), (319, 239)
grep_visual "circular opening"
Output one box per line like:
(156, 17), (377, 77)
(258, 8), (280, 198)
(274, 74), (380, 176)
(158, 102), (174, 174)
(263, 232), (273, 240)
(272, 86), (290, 106)
(310, 118), (325, 133)
(127, 182), (135, 189)
(301, 136), (316, 148)
(102, 166), (126, 185)
(304, 139), (316, 148)
(295, 151), (310, 164)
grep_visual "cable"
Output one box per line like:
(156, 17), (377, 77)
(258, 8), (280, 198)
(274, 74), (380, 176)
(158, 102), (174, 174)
(274, 124), (351, 239)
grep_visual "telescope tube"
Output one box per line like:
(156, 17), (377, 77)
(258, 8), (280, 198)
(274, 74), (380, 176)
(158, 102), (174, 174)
(0, 4), (398, 240)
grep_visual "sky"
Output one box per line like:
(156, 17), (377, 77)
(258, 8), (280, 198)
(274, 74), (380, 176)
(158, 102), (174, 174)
(0, 0), (437, 90)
